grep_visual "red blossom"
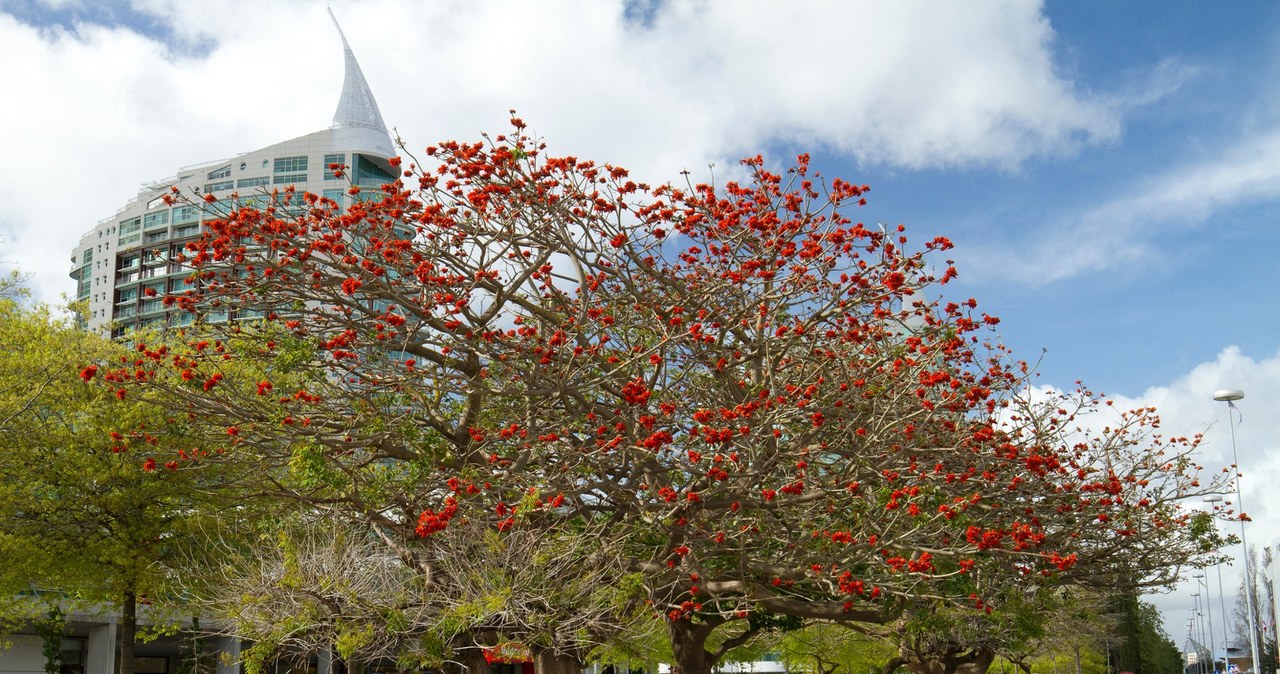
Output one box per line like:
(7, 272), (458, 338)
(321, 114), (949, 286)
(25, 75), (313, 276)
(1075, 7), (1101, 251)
(416, 498), (458, 537)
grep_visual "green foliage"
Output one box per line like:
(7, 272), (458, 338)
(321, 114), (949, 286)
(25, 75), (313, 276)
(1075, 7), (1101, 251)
(34, 607), (65, 674)
(334, 623), (375, 663)
(0, 270), (28, 302)
(0, 293), (250, 655)
(775, 623), (896, 674)
(1109, 593), (1183, 674)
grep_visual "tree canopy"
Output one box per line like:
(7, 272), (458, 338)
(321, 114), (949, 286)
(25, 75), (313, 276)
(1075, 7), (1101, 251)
(91, 118), (1234, 674)
(0, 296), (250, 674)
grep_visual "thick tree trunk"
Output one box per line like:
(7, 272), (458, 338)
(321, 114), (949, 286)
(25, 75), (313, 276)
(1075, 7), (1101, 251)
(119, 586), (137, 674)
(900, 647), (995, 674)
(531, 646), (583, 674)
(666, 619), (715, 674)
(960, 648), (995, 674)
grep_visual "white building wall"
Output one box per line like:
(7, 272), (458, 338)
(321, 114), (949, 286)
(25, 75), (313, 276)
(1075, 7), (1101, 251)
(85, 623), (117, 674)
(0, 635), (45, 674)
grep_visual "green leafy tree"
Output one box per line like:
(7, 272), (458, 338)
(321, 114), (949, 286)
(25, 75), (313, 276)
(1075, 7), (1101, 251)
(776, 623), (896, 674)
(1108, 593), (1183, 674)
(0, 296), (243, 674)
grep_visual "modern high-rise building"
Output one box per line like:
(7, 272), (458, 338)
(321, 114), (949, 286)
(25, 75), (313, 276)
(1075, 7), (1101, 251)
(69, 14), (397, 337)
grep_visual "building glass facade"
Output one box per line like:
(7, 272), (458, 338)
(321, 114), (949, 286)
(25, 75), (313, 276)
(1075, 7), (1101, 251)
(69, 27), (397, 338)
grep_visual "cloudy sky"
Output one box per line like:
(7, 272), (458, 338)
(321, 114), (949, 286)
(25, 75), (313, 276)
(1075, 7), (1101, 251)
(3, 0), (1280, 648)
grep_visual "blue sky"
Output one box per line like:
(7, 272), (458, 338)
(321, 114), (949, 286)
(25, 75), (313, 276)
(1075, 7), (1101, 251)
(3, 0), (1279, 649)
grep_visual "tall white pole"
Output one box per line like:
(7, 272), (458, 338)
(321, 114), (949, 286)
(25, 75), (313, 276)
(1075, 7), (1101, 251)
(1200, 573), (1219, 673)
(1196, 593), (1208, 674)
(1205, 497), (1235, 669)
(1214, 389), (1260, 674)
(1220, 561), (1233, 670)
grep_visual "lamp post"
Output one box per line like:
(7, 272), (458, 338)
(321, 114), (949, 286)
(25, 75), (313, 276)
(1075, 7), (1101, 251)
(1213, 389), (1260, 674)
(1206, 494), (1233, 667)
(1197, 571), (1218, 674)
(1192, 617), (1204, 674)
(1192, 621), (1203, 674)
(1194, 592), (1207, 674)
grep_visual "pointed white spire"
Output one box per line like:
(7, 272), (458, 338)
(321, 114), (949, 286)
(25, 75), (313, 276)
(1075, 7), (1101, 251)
(328, 8), (395, 158)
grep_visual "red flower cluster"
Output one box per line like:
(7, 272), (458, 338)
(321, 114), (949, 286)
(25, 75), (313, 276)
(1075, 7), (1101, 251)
(416, 497), (458, 537)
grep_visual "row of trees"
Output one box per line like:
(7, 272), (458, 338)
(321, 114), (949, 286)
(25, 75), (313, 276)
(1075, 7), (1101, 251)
(1, 119), (1232, 674)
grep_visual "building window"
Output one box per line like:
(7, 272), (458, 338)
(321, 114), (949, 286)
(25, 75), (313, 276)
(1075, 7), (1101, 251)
(204, 180), (234, 193)
(172, 224), (199, 239)
(323, 153), (345, 180)
(274, 156), (308, 174)
(119, 217), (142, 235)
(273, 173), (307, 185)
(237, 176), (270, 189)
(173, 205), (199, 224)
(143, 210), (170, 230)
(207, 165), (232, 180)
(352, 154), (395, 187)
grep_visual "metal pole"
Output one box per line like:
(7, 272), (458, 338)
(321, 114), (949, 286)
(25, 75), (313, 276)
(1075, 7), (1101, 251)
(1220, 561), (1233, 671)
(1201, 574), (1219, 674)
(1216, 390), (1261, 674)
(1196, 594), (1208, 674)
(1192, 620), (1201, 674)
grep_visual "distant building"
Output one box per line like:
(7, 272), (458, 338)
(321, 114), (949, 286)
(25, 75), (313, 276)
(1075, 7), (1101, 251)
(68, 12), (396, 338)
(26, 16), (392, 674)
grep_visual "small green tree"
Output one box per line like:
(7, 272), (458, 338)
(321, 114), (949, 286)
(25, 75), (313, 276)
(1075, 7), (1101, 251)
(0, 295), (240, 674)
(776, 623), (896, 674)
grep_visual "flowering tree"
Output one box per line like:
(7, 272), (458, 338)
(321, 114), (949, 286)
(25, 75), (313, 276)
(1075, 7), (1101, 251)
(101, 117), (1231, 674)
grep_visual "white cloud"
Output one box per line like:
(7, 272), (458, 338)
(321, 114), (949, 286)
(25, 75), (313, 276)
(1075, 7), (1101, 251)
(1057, 346), (1280, 642)
(962, 124), (1280, 286)
(1000, 347), (1280, 640)
(0, 0), (1118, 304)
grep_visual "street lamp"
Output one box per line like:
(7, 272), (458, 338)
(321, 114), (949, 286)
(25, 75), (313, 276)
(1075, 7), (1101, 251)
(1205, 493), (1232, 667)
(1194, 592), (1207, 674)
(1213, 389), (1259, 674)
(1191, 615), (1205, 674)
(1196, 571), (1218, 674)
(1190, 619), (1199, 670)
